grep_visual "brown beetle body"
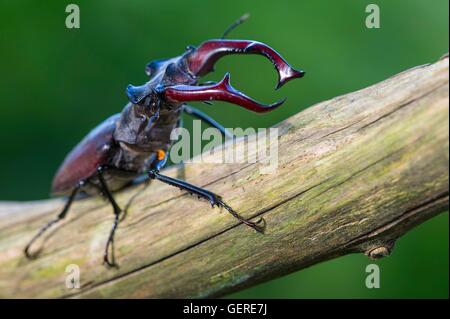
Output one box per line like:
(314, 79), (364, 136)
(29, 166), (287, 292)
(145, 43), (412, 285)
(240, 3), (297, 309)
(52, 107), (181, 196)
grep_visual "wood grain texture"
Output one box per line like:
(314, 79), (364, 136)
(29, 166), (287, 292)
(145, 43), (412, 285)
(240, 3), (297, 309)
(0, 56), (448, 298)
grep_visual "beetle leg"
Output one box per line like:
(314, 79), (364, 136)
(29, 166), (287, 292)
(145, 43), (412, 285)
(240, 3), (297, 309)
(164, 73), (285, 113)
(182, 104), (234, 139)
(185, 39), (305, 89)
(97, 166), (123, 268)
(148, 169), (265, 233)
(24, 181), (84, 259)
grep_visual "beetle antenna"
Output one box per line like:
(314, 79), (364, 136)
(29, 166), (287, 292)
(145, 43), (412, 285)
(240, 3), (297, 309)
(221, 13), (250, 39)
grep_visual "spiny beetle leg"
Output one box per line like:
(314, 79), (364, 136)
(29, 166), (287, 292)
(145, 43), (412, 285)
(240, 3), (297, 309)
(24, 180), (84, 259)
(148, 169), (265, 233)
(97, 166), (123, 268)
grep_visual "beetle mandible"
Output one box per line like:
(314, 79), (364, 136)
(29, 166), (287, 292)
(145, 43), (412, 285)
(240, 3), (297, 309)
(24, 17), (305, 267)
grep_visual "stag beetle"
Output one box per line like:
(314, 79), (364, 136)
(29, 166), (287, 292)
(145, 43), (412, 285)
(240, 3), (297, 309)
(24, 16), (305, 267)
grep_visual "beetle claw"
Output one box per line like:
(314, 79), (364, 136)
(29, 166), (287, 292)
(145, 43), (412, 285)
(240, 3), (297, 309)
(185, 39), (305, 90)
(164, 73), (286, 113)
(173, 39), (303, 112)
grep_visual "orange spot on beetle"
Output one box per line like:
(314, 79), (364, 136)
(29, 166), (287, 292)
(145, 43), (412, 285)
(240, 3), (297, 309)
(157, 150), (166, 161)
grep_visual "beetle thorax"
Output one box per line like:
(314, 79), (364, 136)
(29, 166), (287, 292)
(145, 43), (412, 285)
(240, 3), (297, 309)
(111, 102), (181, 172)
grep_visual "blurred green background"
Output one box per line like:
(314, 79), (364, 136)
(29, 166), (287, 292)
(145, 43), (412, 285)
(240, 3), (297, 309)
(0, 0), (448, 298)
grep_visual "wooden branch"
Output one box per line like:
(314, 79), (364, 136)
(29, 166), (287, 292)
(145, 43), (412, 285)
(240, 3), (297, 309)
(0, 55), (448, 298)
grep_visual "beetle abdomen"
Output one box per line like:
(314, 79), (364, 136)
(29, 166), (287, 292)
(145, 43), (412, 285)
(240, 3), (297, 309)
(51, 114), (120, 195)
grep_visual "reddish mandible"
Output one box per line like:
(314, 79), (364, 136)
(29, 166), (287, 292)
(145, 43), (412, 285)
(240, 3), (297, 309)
(25, 17), (305, 267)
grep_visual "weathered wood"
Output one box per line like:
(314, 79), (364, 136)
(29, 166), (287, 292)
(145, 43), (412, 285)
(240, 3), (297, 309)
(0, 55), (448, 298)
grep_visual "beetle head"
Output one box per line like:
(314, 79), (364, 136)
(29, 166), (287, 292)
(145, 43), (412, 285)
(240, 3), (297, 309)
(126, 56), (197, 111)
(126, 39), (305, 113)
